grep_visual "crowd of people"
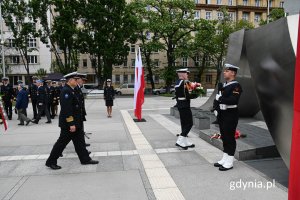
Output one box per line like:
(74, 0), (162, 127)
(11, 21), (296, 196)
(0, 76), (66, 125)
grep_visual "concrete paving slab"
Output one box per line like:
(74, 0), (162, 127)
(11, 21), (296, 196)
(10, 171), (148, 200)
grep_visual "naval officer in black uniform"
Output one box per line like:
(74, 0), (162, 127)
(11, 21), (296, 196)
(213, 63), (242, 171)
(0, 77), (14, 120)
(45, 72), (98, 170)
(175, 68), (198, 150)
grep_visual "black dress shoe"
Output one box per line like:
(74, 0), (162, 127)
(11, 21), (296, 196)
(85, 143), (90, 147)
(214, 163), (222, 167)
(219, 166), (233, 171)
(45, 163), (62, 170)
(26, 120), (31, 126)
(31, 120), (38, 124)
(45, 121), (52, 124)
(18, 123), (24, 126)
(82, 160), (99, 165)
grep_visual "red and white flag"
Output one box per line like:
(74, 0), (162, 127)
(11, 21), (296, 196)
(0, 101), (8, 131)
(134, 47), (145, 121)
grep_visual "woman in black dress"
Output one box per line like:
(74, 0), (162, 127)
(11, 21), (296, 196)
(104, 79), (115, 118)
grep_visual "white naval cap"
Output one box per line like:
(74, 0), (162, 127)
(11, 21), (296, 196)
(176, 68), (190, 73)
(224, 63), (240, 71)
(64, 72), (80, 79)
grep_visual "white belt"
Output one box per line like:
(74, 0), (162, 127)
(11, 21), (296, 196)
(219, 104), (237, 110)
(177, 97), (186, 100)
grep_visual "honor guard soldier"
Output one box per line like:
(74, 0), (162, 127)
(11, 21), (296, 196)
(213, 63), (242, 171)
(32, 80), (52, 124)
(0, 77), (14, 120)
(29, 76), (38, 119)
(175, 68), (197, 150)
(45, 72), (98, 170)
(45, 80), (54, 117)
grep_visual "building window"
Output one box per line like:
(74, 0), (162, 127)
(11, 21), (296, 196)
(195, 0), (199, 3)
(28, 38), (37, 48)
(182, 57), (188, 67)
(154, 75), (159, 84)
(229, 12), (235, 21)
(123, 59), (127, 67)
(10, 56), (20, 64)
(154, 59), (159, 68)
(206, 75), (212, 83)
(115, 75), (120, 83)
(146, 31), (151, 40)
(27, 55), (38, 64)
(217, 12), (223, 20)
(242, 12), (249, 21)
(131, 74), (135, 83)
(243, 0), (248, 6)
(83, 59), (88, 68)
(217, 0), (222, 5)
(8, 39), (16, 48)
(206, 0), (211, 4)
(123, 74), (128, 83)
(205, 11), (212, 20)
(255, 0), (260, 6)
(130, 45), (135, 53)
(131, 59), (135, 67)
(269, 0), (272, 7)
(254, 13), (261, 23)
(194, 11), (200, 19)
(228, 0), (233, 6)
(280, 1), (284, 8)
(195, 56), (200, 67)
(12, 76), (22, 85)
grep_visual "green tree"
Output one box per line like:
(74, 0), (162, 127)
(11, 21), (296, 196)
(140, 0), (199, 87)
(31, 0), (81, 74)
(260, 8), (285, 25)
(35, 68), (47, 78)
(2, 0), (39, 83)
(129, 0), (164, 90)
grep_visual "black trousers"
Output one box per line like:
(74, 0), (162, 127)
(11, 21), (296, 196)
(218, 109), (239, 156)
(178, 107), (193, 137)
(50, 104), (55, 117)
(36, 104), (51, 122)
(46, 128), (91, 165)
(32, 99), (37, 119)
(3, 100), (12, 119)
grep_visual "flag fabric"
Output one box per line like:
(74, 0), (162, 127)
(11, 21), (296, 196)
(289, 14), (300, 200)
(134, 47), (145, 120)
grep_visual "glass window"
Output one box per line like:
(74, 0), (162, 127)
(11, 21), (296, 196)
(195, 56), (200, 67)
(217, 0), (222, 5)
(229, 12), (234, 21)
(8, 39), (16, 47)
(255, 0), (260, 6)
(242, 12), (249, 21)
(206, 0), (211, 4)
(217, 12), (224, 20)
(83, 59), (88, 67)
(131, 59), (135, 67)
(243, 0), (248, 6)
(206, 75), (212, 83)
(182, 57), (188, 67)
(128, 84), (134, 88)
(194, 11), (200, 19)
(206, 12), (212, 20)
(10, 56), (20, 64)
(115, 75), (120, 83)
(123, 74), (128, 83)
(228, 0), (233, 6)
(28, 38), (37, 48)
(130, 45), (135, 53)
(27, 55), (38, 64)
(154, 59), (159, 67)
(254, 13), (261, 23)
(280, 1), (284, 8)
(195, 0), (199, 4)
(131, 74), (135, 83)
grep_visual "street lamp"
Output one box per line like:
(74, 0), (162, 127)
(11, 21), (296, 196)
(0, 0), (5, 77)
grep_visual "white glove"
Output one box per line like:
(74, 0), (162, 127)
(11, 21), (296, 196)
(214, 110), (218, 117)
(216, 92), (222, 101)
